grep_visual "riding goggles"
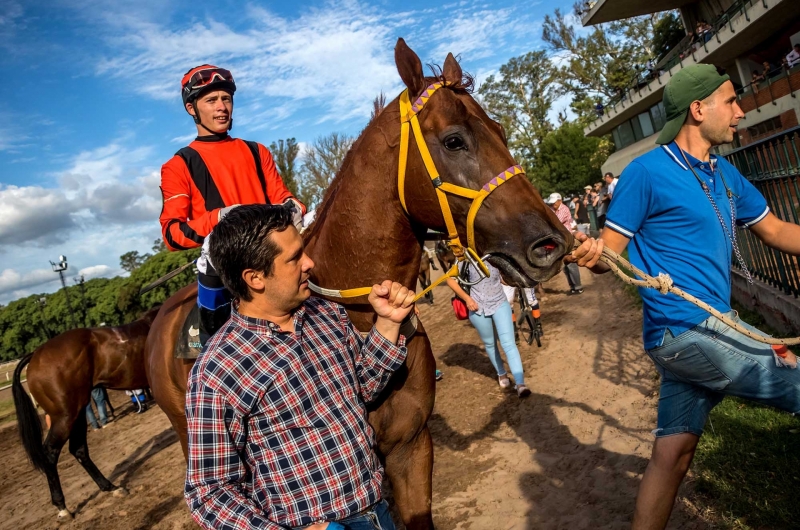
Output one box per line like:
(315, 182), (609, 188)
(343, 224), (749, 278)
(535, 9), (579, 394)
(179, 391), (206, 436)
(182, 68), (235, 94)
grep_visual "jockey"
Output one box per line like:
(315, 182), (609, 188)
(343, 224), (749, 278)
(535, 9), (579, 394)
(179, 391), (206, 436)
(160, 64), (306, 340)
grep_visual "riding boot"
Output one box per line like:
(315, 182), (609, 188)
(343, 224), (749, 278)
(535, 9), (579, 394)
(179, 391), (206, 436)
(431, 261), (439, 271)
(199, 304), (232, 346)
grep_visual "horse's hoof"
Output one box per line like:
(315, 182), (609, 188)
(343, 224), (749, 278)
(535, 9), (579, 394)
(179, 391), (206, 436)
(112, 487), (129, 497)
(57, 509), (73, 521)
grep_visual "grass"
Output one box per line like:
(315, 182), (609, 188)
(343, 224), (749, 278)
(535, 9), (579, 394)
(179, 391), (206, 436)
(617, 277), (800, 528)
(0, 397), (16, 424)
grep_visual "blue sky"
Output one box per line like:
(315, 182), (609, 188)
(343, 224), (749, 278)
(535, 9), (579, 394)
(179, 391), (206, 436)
(0, 0), (576, 304)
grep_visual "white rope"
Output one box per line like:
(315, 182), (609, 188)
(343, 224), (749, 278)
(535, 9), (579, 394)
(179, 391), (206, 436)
(593, 244), (800, 346)
(307, 281), (344, 298)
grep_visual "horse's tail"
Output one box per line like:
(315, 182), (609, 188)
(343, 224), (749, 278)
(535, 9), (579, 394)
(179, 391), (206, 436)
(12, 353), (47, 473)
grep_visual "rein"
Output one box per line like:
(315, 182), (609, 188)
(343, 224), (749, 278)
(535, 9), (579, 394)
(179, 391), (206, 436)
(591, 241), (800, 346)
(308, 82), (524, 302)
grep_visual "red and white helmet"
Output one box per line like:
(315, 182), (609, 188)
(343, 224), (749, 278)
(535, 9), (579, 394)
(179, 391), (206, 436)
(181, 64), (236, 106)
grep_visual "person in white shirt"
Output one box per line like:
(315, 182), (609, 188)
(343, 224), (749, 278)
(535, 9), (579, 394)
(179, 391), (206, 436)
(786, 43), (800, 68)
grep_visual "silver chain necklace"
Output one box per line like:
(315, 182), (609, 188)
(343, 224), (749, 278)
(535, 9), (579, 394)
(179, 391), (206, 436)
(678, 146), (753, 284)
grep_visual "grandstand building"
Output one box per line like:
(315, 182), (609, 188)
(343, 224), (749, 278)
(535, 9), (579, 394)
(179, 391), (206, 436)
(582, 0), (800, 176)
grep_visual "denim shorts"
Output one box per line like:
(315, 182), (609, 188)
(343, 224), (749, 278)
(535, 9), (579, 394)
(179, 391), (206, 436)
(646, 311), (800, 438)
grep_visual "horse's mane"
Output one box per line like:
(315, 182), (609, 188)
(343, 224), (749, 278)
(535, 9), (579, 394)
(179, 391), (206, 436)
(304, 67), (474, 242)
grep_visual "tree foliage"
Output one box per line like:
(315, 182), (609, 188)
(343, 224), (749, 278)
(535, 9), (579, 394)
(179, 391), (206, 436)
(0, 248), (199, 361)
(529, 121), (605, 196)
(298, 132), (355, 208)
(269, 138), (301, 197)
(478, 51), (562, 169)
(651, 12), (686, 62)
(542, 4), (675, 121)
(120, 250), (151, 273)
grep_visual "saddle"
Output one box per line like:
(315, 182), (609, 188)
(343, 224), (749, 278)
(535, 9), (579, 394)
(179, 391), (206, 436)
(174, 305), (204, 359)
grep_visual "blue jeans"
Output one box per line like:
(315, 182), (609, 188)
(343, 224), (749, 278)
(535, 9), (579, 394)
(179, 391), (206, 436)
(85, 387), (108, 428)
(469, 302), (525, 385)
(646, 311), (800, 437)
(301, 500), (395, 530)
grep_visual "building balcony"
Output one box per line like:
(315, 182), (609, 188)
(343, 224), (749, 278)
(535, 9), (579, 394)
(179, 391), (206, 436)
(583, 0), (797, 138)
(580, 0), (689, 26)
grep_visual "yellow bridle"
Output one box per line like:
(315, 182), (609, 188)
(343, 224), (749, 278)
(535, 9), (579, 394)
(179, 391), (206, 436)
(308, 82), (523, 301)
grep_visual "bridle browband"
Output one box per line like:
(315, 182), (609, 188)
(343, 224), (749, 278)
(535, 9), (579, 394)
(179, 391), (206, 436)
(308, 81), (525, 301)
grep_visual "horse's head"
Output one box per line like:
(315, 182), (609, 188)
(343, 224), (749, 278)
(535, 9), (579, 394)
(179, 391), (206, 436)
(392, 38), (571, 286)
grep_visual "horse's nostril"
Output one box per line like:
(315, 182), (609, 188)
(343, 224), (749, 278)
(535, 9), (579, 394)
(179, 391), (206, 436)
(527, 237), (562, 266)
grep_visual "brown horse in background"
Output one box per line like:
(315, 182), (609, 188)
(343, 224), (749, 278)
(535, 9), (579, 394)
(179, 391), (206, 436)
(144, 38), (571, 529)
(418, 252), (434, 304)
(12, 307), (159, 520)
(435, 240), (456, 272)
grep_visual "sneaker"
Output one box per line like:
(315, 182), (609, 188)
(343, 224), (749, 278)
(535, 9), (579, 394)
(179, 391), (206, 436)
(515, 384), (531, 398)
(570, 288), (584, 295)
(435, 370), (444, 381)
(498, 375), (512, 389)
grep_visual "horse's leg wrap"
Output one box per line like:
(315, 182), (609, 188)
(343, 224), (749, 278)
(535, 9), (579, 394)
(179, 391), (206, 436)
(384, 426), (435, 530)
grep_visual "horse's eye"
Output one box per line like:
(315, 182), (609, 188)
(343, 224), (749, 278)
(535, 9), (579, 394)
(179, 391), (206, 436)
(443, 135), (466, 151)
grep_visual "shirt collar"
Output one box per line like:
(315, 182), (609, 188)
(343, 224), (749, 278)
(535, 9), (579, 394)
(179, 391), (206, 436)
(662, 142), (717, 172)
(229, 301), (308, 336)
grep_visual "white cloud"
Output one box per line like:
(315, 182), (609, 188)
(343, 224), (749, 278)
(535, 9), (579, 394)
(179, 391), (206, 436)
(0, 268), (59, 298)
(78, 264), (116, 278)
(0, 185), (82, 245)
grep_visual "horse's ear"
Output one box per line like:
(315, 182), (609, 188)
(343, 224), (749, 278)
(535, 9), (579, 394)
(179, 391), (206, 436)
(395, 38), (425, 96)
(442, 53), (462, 85)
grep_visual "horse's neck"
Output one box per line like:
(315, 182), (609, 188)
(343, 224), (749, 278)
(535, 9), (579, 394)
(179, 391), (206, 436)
(307, 126), (423, 325)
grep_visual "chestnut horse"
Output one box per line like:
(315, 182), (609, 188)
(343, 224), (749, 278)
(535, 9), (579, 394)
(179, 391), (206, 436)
(12, 307), (159, 520)
(144, 38), (571, 529)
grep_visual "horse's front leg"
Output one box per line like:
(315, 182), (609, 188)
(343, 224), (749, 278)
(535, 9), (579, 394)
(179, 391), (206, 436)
(384, 426), (435, 529)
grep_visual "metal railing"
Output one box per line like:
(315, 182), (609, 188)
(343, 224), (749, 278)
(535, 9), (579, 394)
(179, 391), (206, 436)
(725, 126), (800, 296)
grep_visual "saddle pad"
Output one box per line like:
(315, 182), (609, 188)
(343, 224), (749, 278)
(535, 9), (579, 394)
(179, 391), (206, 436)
(174, 305), (204, 359)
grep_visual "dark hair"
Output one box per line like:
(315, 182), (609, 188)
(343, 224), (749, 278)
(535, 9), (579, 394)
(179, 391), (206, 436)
(208, 204), (293, 301)
(604, 172), (614, 179)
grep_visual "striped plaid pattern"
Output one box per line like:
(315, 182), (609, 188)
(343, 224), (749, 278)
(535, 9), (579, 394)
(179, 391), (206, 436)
(184, 297), (407, 530)
(554, 203), (574, 231)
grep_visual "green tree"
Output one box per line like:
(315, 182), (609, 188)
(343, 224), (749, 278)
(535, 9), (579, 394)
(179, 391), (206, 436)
(0, 248), (200, 360)
(269, 138), (301, 197)
(478, 51), (563, 169)
(152, 238), (167, 253)
(651, 11), (686, 62)
(120, 250), (151, 273)
(529, 121), (604, 196)
(542, 4), (676, 120)
(299, 132), (355, 208)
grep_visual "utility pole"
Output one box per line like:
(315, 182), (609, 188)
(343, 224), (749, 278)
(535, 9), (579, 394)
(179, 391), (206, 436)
(73, 274), (88, 327)
(38, 296), (53, 340)
(50, 255), (76, 329)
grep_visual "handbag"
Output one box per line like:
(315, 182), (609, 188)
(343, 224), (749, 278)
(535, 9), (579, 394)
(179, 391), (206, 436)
(451, 263), (471, 321)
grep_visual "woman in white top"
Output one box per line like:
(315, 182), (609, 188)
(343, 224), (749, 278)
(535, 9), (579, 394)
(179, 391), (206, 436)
(447, 262), (530, 397)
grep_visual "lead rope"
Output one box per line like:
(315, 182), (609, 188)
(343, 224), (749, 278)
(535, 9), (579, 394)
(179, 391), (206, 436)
(583, 241), (800, 346)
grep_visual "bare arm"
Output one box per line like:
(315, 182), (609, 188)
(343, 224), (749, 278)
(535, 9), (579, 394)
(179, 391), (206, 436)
(749, 212), (800, 255)
(446, 277), (479, 311)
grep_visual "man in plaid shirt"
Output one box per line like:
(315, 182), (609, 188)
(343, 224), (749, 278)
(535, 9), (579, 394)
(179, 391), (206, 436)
(184, 204), (414, 530)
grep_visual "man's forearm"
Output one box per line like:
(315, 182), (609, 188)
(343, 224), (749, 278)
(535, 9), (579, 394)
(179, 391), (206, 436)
(767, 221), (800, 255)
(374, 317), (401, 345)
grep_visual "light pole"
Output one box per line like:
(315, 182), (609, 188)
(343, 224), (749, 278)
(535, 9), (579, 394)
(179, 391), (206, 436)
(73, 274), (88, 327)
(50, 255), (76, 329)
(38, 296), (52, 340)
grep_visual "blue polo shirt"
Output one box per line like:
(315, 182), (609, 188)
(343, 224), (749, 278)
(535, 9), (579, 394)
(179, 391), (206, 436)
(605, 142), (769, 349)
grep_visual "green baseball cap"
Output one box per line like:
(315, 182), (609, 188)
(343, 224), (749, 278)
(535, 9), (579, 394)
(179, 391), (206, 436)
(655, 64), (730, 144)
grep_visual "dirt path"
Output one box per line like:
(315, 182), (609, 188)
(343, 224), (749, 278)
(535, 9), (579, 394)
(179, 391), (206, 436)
(0, 269), (707, 529)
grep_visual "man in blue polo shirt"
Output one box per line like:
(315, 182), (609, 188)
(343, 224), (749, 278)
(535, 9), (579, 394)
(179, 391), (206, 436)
(572, 64), (800, 529)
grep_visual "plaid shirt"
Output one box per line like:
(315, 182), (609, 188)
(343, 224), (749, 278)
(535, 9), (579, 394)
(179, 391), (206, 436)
(554, 203), (575, 232)
(184, 297), (407, 530)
